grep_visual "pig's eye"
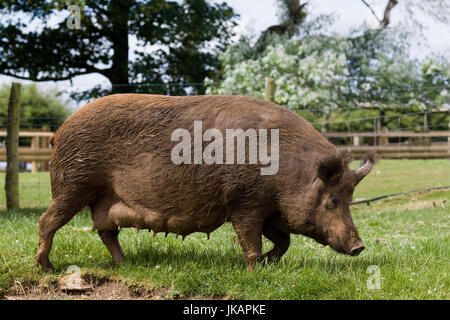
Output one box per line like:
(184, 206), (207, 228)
(331, 196), (338, 206)
(326, 196), (338, 209)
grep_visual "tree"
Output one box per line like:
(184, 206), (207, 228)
(205, 34), (350, 114)
(418, 56), (450, 109)
(0, 0), (237, 100)
(206, 0), (449, 132)
(254, 0), (307, 52)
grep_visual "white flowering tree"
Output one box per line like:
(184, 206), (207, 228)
(205, 30), (449, 132)
(205, 0), (450, 132)
(205, 35), (350, 114)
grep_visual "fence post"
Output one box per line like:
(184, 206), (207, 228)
(373, 119), (377, 146)
(40, 125), (50, 171)
(423, 111), (430, 146)
(265, 77), (275, 102)
(5, 82), (21, 209)
(31, 136), (39, 173)
(414, 126), (421, 146)
(380, 127), (389, 145)
(376, 118), (382, 145)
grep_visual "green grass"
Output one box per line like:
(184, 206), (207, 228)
(0, 159), (449, 299)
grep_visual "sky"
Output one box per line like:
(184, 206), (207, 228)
(1, 0), (449, 107)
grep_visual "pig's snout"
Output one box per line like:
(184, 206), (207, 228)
(349, 241), (365, 256)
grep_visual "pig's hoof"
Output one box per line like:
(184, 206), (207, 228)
(112, 257), (125, 267)
(259, 253), (281, 265)
(35, 254), (55, 273)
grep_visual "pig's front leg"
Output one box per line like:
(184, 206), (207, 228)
(98, 230), (125, 265)
(260, 215), (290, 263)
(230, 214), (264, 271)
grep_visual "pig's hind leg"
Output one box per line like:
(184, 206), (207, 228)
(90, 196), (125, 265)
(36, 197), (83, 272)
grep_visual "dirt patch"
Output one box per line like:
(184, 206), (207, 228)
(2, 275), (229, 300)
(2, 276), (169, 300)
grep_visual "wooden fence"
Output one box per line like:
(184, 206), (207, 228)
(0, 129), (52, 173)
(0, 128), (448, 173)
(325, 130), (450, 159)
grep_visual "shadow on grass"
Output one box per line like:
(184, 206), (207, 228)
(123, 241), (245, 270)
(55, 239), (398, 277)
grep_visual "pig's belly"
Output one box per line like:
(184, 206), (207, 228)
(91, 195), (225, 237)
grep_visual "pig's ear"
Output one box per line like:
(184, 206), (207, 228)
(317, 154), (344, 183)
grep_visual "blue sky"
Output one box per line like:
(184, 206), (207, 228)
(1, 0), (449, 107)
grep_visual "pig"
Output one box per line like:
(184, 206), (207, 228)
(36, 94), (373, 272)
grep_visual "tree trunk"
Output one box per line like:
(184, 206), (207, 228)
(109, 0), (132, 94)
(5, 82), (21, 209)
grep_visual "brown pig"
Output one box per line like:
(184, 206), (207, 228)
(36, 94), (373, 272)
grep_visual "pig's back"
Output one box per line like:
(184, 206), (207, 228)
(49, 94), (335, 204)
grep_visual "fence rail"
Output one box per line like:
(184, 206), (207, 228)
(0, 130), (53, 137)
(0, 129), (448, 170)
(0, 130), (52, 172)
(329, 130), (450, 159)
(337, 146), (449, 159)
(323, 131), (450, 138)
(0, 148), (52, 162)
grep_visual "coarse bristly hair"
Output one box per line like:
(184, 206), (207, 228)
(36, 94), (372, 272)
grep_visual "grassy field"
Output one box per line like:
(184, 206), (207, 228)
(0, 159), (449, 299)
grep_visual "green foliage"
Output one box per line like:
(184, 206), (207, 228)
(418, 56), (450, 109)
(0, 0), (238, 100)
(206, 20), (450, 130)
(0, 84), (70, 131)
(345, 29), (449, 114)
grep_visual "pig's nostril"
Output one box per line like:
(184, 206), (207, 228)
(350, 245), (365, 256)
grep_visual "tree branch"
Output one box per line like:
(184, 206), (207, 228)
(360, 0), (381, 24)
(360, 0), (398, 29)
(255, 0), (307, 52)
(1, 70), (100, 82)
(380, 0), (399, 28)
